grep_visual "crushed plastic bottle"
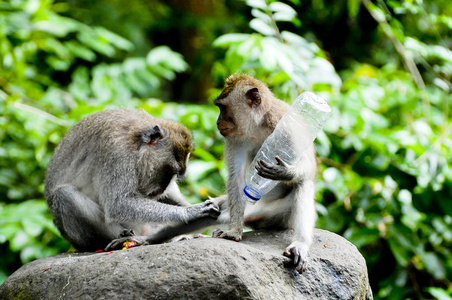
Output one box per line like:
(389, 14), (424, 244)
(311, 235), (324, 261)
(243, 92), (331, 203)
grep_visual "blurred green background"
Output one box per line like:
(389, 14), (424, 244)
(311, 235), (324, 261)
(0, 0), (451, 298)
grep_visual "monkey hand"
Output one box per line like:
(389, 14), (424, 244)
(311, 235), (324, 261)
(212, 228), (242, 242)
(104, 235), (148, 251)
(283, 242), (309, 273)
(256, 156), (295, 181)
(118, 229), (135, 238)
(185, 200), (220, 223)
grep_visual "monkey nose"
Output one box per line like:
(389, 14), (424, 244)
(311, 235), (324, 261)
(179, 165), (187, 176)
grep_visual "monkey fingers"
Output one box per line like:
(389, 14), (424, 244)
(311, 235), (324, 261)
(211, 228), (224, 238)
(195, 200), (221, 219)
(118, 229), (135, 238)
(274, 156), (288, 167)
(104, 236), (148, 251)
(284, 244), (308, 273)
(212, 228), (242, 242)
(256, 159), (294, 181)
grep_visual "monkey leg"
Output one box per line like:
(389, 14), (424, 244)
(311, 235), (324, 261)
(213, 186), (248, 242)
(145, 212), (227, 244)
(284, 182), (316, 273)
(243, 197), (311, 273)
(50, 185), (119, 251)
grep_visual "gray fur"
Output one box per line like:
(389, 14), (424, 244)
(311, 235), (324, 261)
(213, 74), (318, 273)
(45, 109), (219, 251)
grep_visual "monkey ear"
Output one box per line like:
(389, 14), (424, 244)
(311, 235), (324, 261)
(142, 125), (163, 145)
(245, 87), (261, 108)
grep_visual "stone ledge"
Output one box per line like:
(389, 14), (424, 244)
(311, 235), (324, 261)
(0, 229), (373, 300)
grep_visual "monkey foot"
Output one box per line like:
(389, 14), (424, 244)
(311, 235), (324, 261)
(283, 243), (308, 273)
(212, 228), (242, 242)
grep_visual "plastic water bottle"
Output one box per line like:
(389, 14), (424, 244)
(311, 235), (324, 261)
(242, 92), (331, 203)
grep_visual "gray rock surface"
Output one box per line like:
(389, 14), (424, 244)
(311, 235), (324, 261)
(0, 229), (372, 299)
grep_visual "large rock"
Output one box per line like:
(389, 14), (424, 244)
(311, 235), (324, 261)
(0, 229), (372, 299)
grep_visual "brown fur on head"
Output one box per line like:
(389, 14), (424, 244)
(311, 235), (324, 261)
(131, 116), (193, 196)
(70, 109), (193, 197)
(214, 74), (289, 140)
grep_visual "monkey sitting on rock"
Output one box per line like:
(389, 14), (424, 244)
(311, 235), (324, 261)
(44, 109), (220, 252)
(211, 74), (318, 273)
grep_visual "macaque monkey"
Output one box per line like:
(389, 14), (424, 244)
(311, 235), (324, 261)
(44, 109), (220, 252)
(212, 74), (318, 273)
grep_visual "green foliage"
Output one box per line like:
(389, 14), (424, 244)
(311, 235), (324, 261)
(211, 0), (341, 101)
(0, 0), (451, 299)
(323, 64), (452, 299)
(211, 1), (452, 298)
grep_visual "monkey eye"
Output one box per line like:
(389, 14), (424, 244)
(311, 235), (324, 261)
(142, 125), (164, 145)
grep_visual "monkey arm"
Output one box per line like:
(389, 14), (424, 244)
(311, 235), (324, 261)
(105, 216), (223, 251)
(104, 199), (226, 251)
(157, 180), (192, 207)
(213, 143), (249, 242)
(105, 195), (219, 225)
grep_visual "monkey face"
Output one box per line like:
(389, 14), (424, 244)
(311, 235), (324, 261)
(214, 76), (264, 137)
(214, 101), (239, 137)
(134, 120), (193, 197)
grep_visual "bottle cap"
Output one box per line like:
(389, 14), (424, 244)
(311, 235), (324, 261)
(243, 186), (262, 201)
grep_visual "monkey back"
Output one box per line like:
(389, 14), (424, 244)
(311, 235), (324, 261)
(44, 109), (193, 206)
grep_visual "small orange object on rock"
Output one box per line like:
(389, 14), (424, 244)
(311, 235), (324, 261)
(122, 241), (137, 250)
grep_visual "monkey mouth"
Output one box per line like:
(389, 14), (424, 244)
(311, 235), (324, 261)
(218, 128), (232, 136)
(219, 127), (243, 137)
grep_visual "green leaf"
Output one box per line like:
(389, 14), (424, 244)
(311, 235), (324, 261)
(192, 148), (218, 162)
(418, 251), (446, 279)
(246, 0), (267, 10)
(250, 18), (276, 36)
(427, 287), (452, 300)
(77, 31), (116, 57)
(251, 8), (272, 24)
(187, 160), (218, 183)
(346, 227), (380, 248)
(0, 223), (21, 242)
(213, 34), (250, 47)
(33, 14), (85, 37)
(94, 27), (134, 51)
(147, 46), (188, 74)
(65, 41), (96, 62)
(387, 238), (410, 267)
(347, 0), (361, 19)
(269, 2), (297, 21)
(22, 217), (44, 237)
(10, 230), (30, 251)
